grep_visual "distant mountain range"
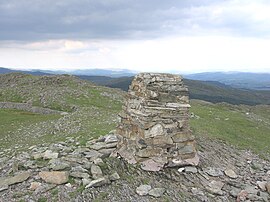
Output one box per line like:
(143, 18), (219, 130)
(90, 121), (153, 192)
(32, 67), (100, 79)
(185, 72), (270, 90)
(0, 67), (136, 77)
(0, 67), (50, 76)
(1, 67), (269, 90)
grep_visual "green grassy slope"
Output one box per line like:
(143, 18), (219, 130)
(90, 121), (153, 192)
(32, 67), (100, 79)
(190, 100), (270, 158)
(0, 73), (124, 111)
(0, 109), (61, 150)
(0, 73), (124, 155)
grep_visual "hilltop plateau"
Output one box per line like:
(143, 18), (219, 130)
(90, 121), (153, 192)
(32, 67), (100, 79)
(0, 73), (269, 202)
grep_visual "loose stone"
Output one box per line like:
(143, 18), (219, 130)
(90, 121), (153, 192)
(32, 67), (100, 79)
(91, 164), (103, 179)
(109, 172), (120, 181)
(136, 185), (152, 196)
(148, 188), (165, 198)
(205, 167), (223, 177)
(43, 150), (59, 159)
(224, 169), (238, 179)
(0, 171), (31, 187)
(85, 177), (110, 188)
(29, 182), (42, 191)
(207, 180), (224, 195)
(184, 166), (198, 173)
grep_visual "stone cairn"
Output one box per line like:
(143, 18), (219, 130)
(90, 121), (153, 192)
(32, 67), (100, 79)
(115, 73), (199, 171)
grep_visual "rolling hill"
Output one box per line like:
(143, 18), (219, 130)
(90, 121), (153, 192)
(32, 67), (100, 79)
(78, 75), (270, 106)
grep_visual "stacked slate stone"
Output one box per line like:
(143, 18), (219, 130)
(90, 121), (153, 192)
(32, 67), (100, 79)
(116, 73), (199, 171)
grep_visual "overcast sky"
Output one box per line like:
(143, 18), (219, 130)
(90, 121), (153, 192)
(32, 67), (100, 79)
(0, 0), (270, 73)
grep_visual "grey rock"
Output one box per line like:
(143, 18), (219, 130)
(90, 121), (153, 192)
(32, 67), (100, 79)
(141, 159), (164, 172)
(259, 191), (270, 201)
(84, 150), (102, 159)
(82, 178), (91, 186)
(32, 152), (44, 160)
(89, 142), (117, 150)
(0, 171), (31, 187)
(109, 172), (120, 181)
(104, 134), (118, 143)
(145, 124), (165, 138)
(178, 168), (185, 173)
(71, 166), (88, 173)
(0, 185), (8, 192)
(12, 161), (19, 173)
(266, 182), (270, 193)
(29, 182), (42, 191)
(168, 154), (200, 167)
(224, 169), (237, 179)
(257, 181), (267, 191)
(99, 148), (116, 157)
(207, 180), (224, 195)
(251, 161), (263, 170)
(244, 184), (258, 195)
(85, 177), (110, 188)
(205, 167), (223, 177)
(88, 143), (106, 150)
(184, 166), (198, 173)
(191, 187), (208, 201)
(136, 184), (152, 196)
(43, 150), (59, 159)
(73, 147), (90, 154)
(49, 159), (70, 171)
(65, 183), (72, 188)
(34, 183), (57, 194)
(148, 188), (165, 198)
(229, 187), (241, 198)
(82, 162), (93, 170)
(70, 172), (90, 179)
(93, 158), (104, 165)
(91, 164), (103, 179)
(39, 171), (69, 185)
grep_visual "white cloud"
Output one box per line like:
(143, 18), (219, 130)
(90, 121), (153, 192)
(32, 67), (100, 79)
(1, 36), (270, 73)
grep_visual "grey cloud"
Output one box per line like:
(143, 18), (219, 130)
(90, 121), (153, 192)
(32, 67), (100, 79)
(0, 0), (269, 41)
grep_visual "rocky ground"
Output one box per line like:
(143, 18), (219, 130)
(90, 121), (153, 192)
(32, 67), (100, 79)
(0, 132), (269, 202)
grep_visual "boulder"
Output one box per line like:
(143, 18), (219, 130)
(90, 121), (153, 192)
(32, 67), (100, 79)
(0, 171), (31, 188)
(39, 171), (69, 184)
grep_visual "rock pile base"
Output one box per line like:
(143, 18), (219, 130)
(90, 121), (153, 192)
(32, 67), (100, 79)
(116, 73), (199, 171)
